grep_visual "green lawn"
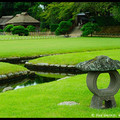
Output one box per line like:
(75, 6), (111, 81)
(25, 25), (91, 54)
(0, 73), (120, 118)
(0, 36), (120, 58)
(29, 49), (120, 65)
(0, 36), (120, 118)
(0, 62), (28, 75)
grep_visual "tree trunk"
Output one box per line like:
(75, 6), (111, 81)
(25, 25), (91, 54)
(91, 33), (93, 37)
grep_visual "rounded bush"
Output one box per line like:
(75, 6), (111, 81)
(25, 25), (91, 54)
(55, 27), (61, 35)
(81, 22), (100, 37)
(4, 24), (14, 32)
(11, 25), (29, 36)
(55, 21), (72, 36)
(26, 25), (36, 32)
(0, 29), (3, 32)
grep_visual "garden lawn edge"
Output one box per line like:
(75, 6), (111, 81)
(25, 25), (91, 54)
(0, 62), (35, 83)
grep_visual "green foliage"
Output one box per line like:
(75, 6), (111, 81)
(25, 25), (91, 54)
(0, 2), (15, 17)
(92, 16), (120, 26)
(81, 22), (100, 37)
(55, 21), (72, 36)
(0, 2), (118, 28)
(4, 24), (14, 32)
(11, 25), (29, 36)
(39, 2), (52, 9)
(13, 2), (33, 15)
(28, 2), (43, 21)
(74, 2), (112, 17)
(0, 29), (3, 32)
(50, 24), (59, 32)
(26, 25), (36, 32)
(40, 28), (48, 32)
(40, 22), (49, 31)
(40, 2), (75, 26)
(55, 27), (61, 35)
(111, 4), (120, 22)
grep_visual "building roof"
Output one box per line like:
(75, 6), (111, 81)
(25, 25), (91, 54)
(0, 16), (13, 26)
(6, 12), (40, 25)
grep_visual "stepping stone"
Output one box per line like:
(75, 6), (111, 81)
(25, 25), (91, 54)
(58, 101), (79, 106)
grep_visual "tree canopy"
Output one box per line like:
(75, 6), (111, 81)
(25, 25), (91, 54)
(0, 2), (119, 28)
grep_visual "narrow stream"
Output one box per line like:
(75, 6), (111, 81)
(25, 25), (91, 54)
(0, 62), (75, 92)
(0, 71), (74, 93)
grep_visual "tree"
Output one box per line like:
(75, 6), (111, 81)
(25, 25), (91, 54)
(72, 2), (113, 17)
(110, 2), (120, 22)
(0, 2), (36, 17)
(28, 2), (43, 21)
(0, 2), (15, 17)
(55, 21), (72, 37)
(39, 2), (52, 10)
(50, 24), (59, 32)
(11, 25), (29, 36)
(13, 2), (33, 15)
(80, 22), (100, 37)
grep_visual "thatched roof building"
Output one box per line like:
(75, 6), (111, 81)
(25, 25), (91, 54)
(6, 12), (40, 31)
(0, 16), (13, 29)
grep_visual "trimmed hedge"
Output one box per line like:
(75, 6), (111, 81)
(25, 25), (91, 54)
(11, 25), (29, 36)
(4, 24), (14, 32)
(26, 25), (35, 32)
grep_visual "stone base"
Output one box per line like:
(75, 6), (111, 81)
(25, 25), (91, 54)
(90, 95), (116, 109)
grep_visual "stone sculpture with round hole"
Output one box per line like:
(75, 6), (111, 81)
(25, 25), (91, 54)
(76, 55), (120, 109)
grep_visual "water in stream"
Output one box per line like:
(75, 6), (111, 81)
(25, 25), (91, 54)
(0, 72), (73, 93)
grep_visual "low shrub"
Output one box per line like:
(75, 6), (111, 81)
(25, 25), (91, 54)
(81, 22), (100, 37)
(4, 24), (14, 32)
(11, 25), (29, 36)
(55, 27), (61, 35)
(0, 29), (3, 32)
(26, 25), (36, 32)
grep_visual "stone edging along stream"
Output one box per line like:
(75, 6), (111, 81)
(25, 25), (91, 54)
(25, 62), (86, 74)
(0, 53), (85, 83)
(0, 70), (35, 83)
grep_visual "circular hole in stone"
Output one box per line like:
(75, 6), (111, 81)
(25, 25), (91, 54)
(97, 73), (110, 89)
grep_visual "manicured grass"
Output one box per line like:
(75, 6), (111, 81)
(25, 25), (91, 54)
(0, 36), (120, 58)
(29, 49), (120, 65)
(1, 36), (120, 118)
(0, 62), (28, 75)
(0, 73), (120, 118)
(36, 72), (67, 79)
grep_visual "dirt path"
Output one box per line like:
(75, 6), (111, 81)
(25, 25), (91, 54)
(69, 26), (82, 37)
